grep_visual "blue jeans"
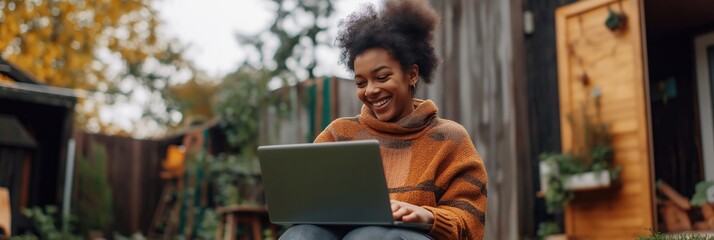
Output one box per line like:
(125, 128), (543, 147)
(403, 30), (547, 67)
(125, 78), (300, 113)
(278, 225), (433, 240)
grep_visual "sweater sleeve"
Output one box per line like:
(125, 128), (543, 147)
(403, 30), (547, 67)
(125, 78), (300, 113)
(313, 128), (334, 143)
(313, 123), (337, 143)
(314, 117), (359, 143)
(422, 130), (487, 240)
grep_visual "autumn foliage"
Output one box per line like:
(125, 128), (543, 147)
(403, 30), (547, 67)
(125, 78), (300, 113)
(0, 0), (192, 135)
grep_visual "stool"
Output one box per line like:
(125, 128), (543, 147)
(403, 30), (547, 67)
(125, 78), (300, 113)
(216, 205), (276, 240)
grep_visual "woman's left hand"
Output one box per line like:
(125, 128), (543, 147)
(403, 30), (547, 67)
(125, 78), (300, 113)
(390, 200), (434, 224)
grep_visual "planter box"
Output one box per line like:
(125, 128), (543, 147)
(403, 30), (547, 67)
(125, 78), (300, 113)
(545, 234), (568, 240)
(563, 171), (611, 191)
(540, 162), (611, 192)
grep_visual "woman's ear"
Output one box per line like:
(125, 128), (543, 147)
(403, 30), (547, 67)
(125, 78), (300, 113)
(409, 64), (420, 86)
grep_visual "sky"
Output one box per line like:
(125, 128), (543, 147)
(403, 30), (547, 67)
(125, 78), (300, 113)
(154, 0), (382, 79)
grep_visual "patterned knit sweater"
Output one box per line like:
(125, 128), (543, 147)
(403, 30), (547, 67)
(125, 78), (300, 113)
(314, 99), (487, 240)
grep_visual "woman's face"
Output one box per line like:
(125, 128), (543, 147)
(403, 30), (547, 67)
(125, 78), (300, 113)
(354, 48), (418, 122)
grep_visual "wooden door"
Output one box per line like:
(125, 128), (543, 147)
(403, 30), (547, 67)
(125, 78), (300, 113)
(555, 0), (653, 239)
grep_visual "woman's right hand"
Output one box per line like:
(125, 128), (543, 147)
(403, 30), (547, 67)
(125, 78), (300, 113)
(390, 200), (434, 224)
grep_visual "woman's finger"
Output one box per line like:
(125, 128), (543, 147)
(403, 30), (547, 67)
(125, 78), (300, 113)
(392, 206), (412, 220)
(401, 211), (421, 223)
(391, 202), (400, 212)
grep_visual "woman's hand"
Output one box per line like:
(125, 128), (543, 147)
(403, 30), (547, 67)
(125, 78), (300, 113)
(390, 200), (434, 224)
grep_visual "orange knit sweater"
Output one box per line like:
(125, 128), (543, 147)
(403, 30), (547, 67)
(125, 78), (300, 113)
(314, 99), (487, 240)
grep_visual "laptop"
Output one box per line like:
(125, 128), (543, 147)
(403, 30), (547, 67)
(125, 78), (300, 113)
(257, 140), (432, 230)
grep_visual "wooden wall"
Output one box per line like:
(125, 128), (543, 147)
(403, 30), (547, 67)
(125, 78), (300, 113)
(555, 0), (653, 238)
(522, 0), (577, 231)
(425, 0), (523, 239)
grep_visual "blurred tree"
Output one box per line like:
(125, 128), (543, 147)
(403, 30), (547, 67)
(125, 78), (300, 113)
(168, 75), (218, 122)
(0, 0), (193, 136)
(237, 0), (335, 83)
(203, 0), (338, 206)
(212, 0), (336, 150)
(214, 65), (290, 152)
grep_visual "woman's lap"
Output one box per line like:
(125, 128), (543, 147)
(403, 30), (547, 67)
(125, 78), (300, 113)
(279, 225), (432, 240)
(278, 225), (343, 240)
(343, 226), (433, 240)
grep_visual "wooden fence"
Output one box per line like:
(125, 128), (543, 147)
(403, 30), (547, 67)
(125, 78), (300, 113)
(260, 77), (361, 145)
(72, 132), (176, 235)
(69, 78), (357, 236)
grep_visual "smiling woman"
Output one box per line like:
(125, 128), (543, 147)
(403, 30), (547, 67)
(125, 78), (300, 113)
(278, 0), (488, 240)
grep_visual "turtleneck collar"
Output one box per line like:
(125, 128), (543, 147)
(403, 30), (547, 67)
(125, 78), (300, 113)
(358, 98), (438, 134)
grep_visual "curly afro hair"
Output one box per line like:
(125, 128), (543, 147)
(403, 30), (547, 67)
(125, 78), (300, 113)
(336, 0), (440, 85)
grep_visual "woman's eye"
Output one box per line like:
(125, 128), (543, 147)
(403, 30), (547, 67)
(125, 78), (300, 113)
(377, 75), (389, 80)
(356, 81), (366, 88)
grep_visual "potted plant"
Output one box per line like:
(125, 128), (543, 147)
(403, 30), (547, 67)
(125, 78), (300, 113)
(539, 91), (622, 213)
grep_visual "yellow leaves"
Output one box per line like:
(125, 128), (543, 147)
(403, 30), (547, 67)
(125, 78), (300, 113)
(73, 30), (83, 42)
(39, 24), (53, 38)
(11, 2), (28, 15)
(5, 15), (19, 34)
(135, 50), (148, 62)
(42, 55), (52, 68)
(44, 44), (58, 61)
(57, 2), (73, 14)
(119, 47), (133, 62)
(13, 55), (30, 70)
(169, 79), (218, 120)
(107, 0), (123, 24)
(1, 0), (165, 86)
(23, 32), (38, 54)
(147, 33), (156, 45)
(66, 54), (79, 70)
(153, 50), (168, 61)
(36, 4), (49, 16)
(107, 37), (118, 50)
(1, 0), (188, 135)
(0, 75), (15, 85)
(0, 36), (10, 51)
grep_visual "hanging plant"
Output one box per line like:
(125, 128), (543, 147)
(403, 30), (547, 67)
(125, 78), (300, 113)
(604, 4), (627, 32)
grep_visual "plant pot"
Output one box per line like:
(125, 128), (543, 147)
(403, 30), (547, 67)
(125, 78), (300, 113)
(539, 162), (558, 193)
(563, 171), (611, 191)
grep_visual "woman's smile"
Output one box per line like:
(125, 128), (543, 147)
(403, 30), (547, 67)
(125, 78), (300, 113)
(353, 48), (417, 122)
(371, 97), (392, 112)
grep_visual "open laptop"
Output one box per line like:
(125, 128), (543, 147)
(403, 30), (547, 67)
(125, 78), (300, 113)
(257, 140), (432, 230)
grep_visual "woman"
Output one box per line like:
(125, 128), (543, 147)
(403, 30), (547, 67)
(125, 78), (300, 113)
(279, 0), (487, 239)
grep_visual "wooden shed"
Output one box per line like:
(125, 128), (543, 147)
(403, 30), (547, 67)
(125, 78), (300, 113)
(0, 57), (77, 234)
(552, 0), (714, 238)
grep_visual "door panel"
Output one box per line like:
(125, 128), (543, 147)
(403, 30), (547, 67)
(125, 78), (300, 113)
(555, 0), (653, 239)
